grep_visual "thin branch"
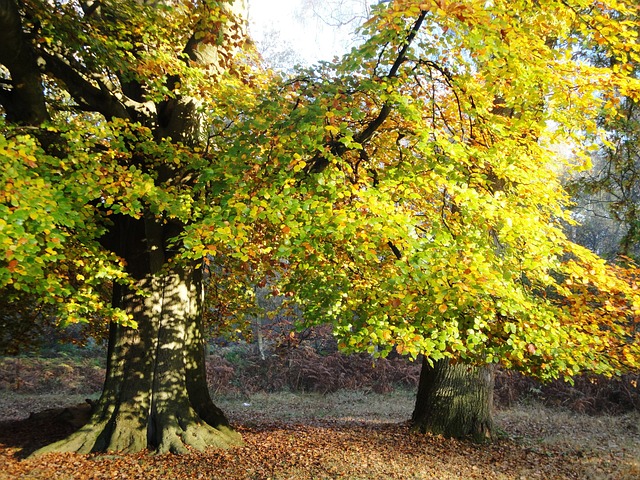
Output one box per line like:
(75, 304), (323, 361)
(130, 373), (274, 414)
(304, 10), (427, 175)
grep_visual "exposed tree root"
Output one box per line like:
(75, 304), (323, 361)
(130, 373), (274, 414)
(30, 405), (242, 456)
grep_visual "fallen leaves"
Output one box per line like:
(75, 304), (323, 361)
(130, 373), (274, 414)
(0, 392), (638, 479)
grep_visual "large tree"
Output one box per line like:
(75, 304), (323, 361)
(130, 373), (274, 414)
(1, 0), (639, 454)
(261, 0), (640, 440)
(0, 0), (250, 454)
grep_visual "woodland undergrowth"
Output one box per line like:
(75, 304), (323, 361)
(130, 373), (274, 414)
(1, 342), (638, 415)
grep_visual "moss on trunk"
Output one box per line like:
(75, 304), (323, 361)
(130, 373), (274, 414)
(33, 216), (241, 455)
(412, 358), (495, 442)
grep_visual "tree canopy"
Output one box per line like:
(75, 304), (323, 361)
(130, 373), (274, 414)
(1, 0), (639, 382)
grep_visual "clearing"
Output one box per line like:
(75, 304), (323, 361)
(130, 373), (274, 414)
(0, 390), (638, 479)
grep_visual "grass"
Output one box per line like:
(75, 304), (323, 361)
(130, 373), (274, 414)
(495, 404), (640, 479)
(214, 389), (417, 424)
(0, 392), (100, 422)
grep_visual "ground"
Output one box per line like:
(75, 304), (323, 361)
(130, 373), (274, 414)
(0, 390), (638, 479)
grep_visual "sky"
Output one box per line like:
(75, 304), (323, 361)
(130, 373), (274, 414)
(247, 0), (370, 66)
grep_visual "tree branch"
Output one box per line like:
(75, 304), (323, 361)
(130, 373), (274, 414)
(353, 11), (427, 145)
(0, 0), (49, 124)
(39, 50), (132, 120)
(306, 10), (427, 174)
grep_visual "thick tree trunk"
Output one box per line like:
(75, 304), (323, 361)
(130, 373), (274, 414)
(0, 0), (50, 124)
(34, 216), (242, 455)
(411, 358), (495, 442)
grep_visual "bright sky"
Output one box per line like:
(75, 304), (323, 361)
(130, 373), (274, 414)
(247, 0), (369, 66)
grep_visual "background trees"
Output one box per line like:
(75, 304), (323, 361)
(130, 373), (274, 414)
(568, 76), (640, 260)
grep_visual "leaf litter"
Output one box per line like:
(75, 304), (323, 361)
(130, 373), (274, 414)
(0, 390), (638, 479)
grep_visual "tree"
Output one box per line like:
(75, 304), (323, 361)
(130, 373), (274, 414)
(261, 0), (640, 439)
(1, 0), (250, 454)
(1, 0), (639, 454)
(412, 359), (495, 442)
(567, 77), (640, 260)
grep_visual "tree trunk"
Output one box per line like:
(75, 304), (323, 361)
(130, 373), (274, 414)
(34, 216), (242, 455)
(0, 0), (50, 124)
(411, 357), (495, 442)
(252, 314), (266, 361)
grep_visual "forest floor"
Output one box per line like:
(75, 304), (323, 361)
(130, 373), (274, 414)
(0, 389), (638, 479)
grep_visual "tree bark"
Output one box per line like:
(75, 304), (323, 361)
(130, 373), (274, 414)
(412, 358), (495, 442)
(0, 0), (49, 124)
(34, 215), (242, 454)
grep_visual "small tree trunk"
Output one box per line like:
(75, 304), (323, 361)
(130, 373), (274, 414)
(252, 315), (266, 360)
(34, 216), (241, 455)
(412, 357), (495, 442)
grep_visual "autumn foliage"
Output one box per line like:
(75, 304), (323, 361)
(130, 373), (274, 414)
(192, 0), (640, 379)
(1, 0), (640, 455)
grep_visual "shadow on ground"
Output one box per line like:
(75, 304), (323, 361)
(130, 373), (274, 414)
(0, 402), (91, 458)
